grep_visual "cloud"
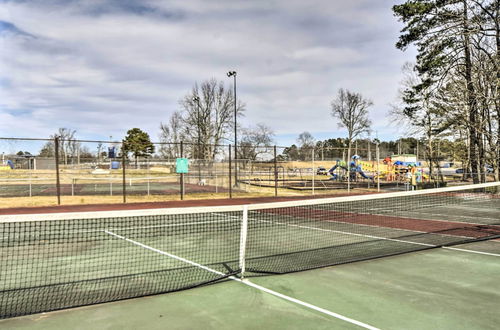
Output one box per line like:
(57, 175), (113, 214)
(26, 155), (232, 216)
(0, 0), (415, 147)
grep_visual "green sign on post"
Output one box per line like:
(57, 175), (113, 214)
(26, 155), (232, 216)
(176, 158), (189, 174)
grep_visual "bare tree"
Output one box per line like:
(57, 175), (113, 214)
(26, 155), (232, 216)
(297, 131), (315, 161)
(331, 88), (372, 149)
(180, 79), (245, 159)
(239, 123), (275, 161)
(160, 79), (245, 160)
(49, 128), (77, 164)
(159, 111), (185, 160)
(331, 88), (372, 190)
(38, 142), (55, 157)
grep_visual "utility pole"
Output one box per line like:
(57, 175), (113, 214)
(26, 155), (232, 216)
(227, 70), (238, 186)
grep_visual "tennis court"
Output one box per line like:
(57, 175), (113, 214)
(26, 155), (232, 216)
(0, 179), (232, 198)
(1, 182), (499, 329)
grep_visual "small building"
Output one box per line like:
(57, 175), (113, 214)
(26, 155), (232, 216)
(391, 154), (421, 166)
(391, 154), (417, 163)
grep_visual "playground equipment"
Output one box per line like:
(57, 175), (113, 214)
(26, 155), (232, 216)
(325, 155), (432, 186)
(378, 157), (428, 183)
(328, 155), (373, 181)
(0, 160), (14, 170)
(328, 160), (348, 181)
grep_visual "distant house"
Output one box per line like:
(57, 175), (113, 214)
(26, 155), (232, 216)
(391, 154), (417, 163)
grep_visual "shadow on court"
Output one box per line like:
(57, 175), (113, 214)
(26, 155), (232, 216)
(1, 240), (499, 330)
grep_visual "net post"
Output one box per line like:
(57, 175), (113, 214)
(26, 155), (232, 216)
(121, 142), (127, 203)
(54, 136), (61, 205)
(229, 145), (233, 198)
(274, 145), (278, 197)
(239, 205), (249, 278)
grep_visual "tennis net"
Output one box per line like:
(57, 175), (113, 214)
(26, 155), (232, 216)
(1, 182), (499, 318)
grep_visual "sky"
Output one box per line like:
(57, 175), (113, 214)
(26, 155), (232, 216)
(0, 0), (417, 149)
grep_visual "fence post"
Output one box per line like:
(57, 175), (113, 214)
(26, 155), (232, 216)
(368, 140), (371, 161)
(347, 143), (351, 193)
(54, 136), (61, 205)
(274, 145), (278, 197)
(234, 143), (238, 188)
(229, 145), (233, 198)
(197, 143), (202, 184)
(312, 147), (315, 196)
(376, 142), (380, 192)
(122, 143), (127, 203)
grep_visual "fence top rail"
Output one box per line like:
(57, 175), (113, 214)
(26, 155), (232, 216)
(0, 137), (379, 150)
(0, 137), (54, 142)
(0, 137), (230, 147)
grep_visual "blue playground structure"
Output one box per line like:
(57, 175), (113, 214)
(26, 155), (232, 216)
(328, 160), (348, 180)
(328, 156), (372, 181)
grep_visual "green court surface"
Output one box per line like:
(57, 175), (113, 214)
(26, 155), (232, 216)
(1, 240), (499, 330)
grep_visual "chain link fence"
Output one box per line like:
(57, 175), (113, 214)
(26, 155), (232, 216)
(0, 137), (497, 206)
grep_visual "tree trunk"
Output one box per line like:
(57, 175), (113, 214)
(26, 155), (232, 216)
(426, 114), (434, 182)
(427, 139), (433, 182)
(463, 2), (480, 184)
(495, 2), (500, 181)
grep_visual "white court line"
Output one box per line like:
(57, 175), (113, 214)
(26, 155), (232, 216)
(388, 211), (500, 227)
(240, 279), (380, 330)
(256, 219), (435, 247)
(104, 230), (380, 330)
(106, 218), (237, 233)
(221, 211), (500, 256)
(213, 212), (435, 247)
(296, 214), (479, 241)
(0, 218), (237, 241)
(215, 212), (442, 247)
(443, 247), (500, 257)
(409, 210), (500, 222)
(443, 204), (500, 213)
(361, 209), (493, 226)
(311, 205), (496, 227)
(105, 230), (225, 275)
(250, 216), (500, 258)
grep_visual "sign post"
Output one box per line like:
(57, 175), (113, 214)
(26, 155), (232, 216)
(176, 156), (189, 200)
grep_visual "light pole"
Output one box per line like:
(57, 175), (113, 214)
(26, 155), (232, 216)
(227, 70), (238, 186)
(193, 96), (202, 182)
